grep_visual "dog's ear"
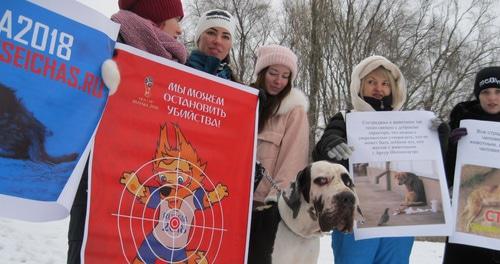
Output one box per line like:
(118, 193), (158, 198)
(283, 165), (311, 218)
(341, 172), (354, 189)
(297, 165), (312, 203)
(406, 172), (417, 184)
(283, 181), (302, 218)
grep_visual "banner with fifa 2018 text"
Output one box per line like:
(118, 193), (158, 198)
(84, 43), (258, 263)
(0, 0), (119, 221)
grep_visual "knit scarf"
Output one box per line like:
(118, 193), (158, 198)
(111, 10), (187, 64)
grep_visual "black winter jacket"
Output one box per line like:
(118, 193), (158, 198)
(312, 112), (348, 168)
(443, 100), (500, 264)
(445, 100), (500, 187)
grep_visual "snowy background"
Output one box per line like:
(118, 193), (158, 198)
(0, 217), (444, 263)
(0, 1), (446, 263)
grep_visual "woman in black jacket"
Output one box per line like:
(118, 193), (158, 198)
(443, 66), (500, 264)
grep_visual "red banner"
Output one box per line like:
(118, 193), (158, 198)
(84, 44), (258, 263)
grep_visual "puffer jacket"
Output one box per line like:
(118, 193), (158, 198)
(445, 100), (500, 186)
(254, 88), (310, 202)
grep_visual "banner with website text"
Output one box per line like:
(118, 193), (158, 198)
(346, 111), (452, 239)
(449, 120), (500, 251)
(0, 0), (118, 221)
(84, 43), (259, 264)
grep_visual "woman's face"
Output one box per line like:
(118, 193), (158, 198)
(264, 65), (291, 95)
(159, 17), (182, 39)
(479, 87), (500, 114)
(361, 70), (391, 99)
(197, 27), (232, 60)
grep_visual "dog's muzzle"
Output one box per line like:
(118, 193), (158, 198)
(316, 191), (356, 232)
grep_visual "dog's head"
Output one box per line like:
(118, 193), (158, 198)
(282, 161), (358, 233)
(394, 172), (415, 185)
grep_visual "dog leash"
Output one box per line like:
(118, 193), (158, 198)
(263, 168), (282, 193)
(255, 161), (282, 193)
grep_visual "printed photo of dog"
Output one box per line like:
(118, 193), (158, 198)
(0, 83), (77, 165)
(352, 161), (445, 229)
(394, 172), (427, 208)
(457, 165), (500, 236)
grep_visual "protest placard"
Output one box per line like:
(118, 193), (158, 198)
(0, 0), (118, 221)
(449, 120), (500, 251)
(83, 43), (258, 263)
(346, 111), (452, 239)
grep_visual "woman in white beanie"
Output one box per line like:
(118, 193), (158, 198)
(312, 55), (415, 264)
(247, 44), (310, 262)
(186, 9), (238, 81)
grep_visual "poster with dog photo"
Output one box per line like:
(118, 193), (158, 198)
(449, 120), (500, 251)
(346, 111), (452, 240)
(84, 44), (259, 263)
(0, 0), (119, 221)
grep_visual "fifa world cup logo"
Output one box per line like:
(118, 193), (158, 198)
(144, 76), (154, 98)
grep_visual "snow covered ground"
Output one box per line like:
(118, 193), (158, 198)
(0, 217), (444, 263)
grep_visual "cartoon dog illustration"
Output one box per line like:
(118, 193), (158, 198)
(461, 184), (500, 232)
(0, 83), (77, 164)
(394, 172), (427, 208)
(120, 124), (228, 264)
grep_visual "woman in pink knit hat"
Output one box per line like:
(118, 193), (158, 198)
(248, 44), (310, 263)
(68, 1), (188, 263)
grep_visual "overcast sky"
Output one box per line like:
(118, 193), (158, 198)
(77, 0), (500, 22)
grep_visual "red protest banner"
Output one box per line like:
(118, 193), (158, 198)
(84, 44), (258, 263)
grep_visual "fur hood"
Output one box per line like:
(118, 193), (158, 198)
(350, 55), (407, 111)
(276, 88), (309, 115)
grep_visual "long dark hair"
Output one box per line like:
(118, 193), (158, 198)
(250, 67), (293, 132)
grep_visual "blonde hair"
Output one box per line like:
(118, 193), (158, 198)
(360, 66), (400, 106)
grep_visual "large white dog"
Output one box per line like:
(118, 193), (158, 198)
(248, 161), (361, 264)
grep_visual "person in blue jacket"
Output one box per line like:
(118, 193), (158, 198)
(313, 55), (413, 264)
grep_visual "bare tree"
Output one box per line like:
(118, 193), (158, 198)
(181, 0), (500, 152)
(283, 0), (500, 142)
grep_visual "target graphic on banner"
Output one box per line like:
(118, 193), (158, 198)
(114, 124), (229, 263)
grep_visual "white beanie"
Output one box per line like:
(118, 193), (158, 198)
(194, 9), (236, 47)
(253, 44), (298, 81)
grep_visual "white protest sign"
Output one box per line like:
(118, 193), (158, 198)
(449, 120), (500, 251)
(346, 111), (452, 239)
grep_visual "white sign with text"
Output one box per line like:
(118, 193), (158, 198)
(346, 111), (452, 239)
(449, 120), (500, 251)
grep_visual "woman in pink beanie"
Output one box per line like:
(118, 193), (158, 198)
(248, 44), (310, 263)
(67, 1), (188, 263)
